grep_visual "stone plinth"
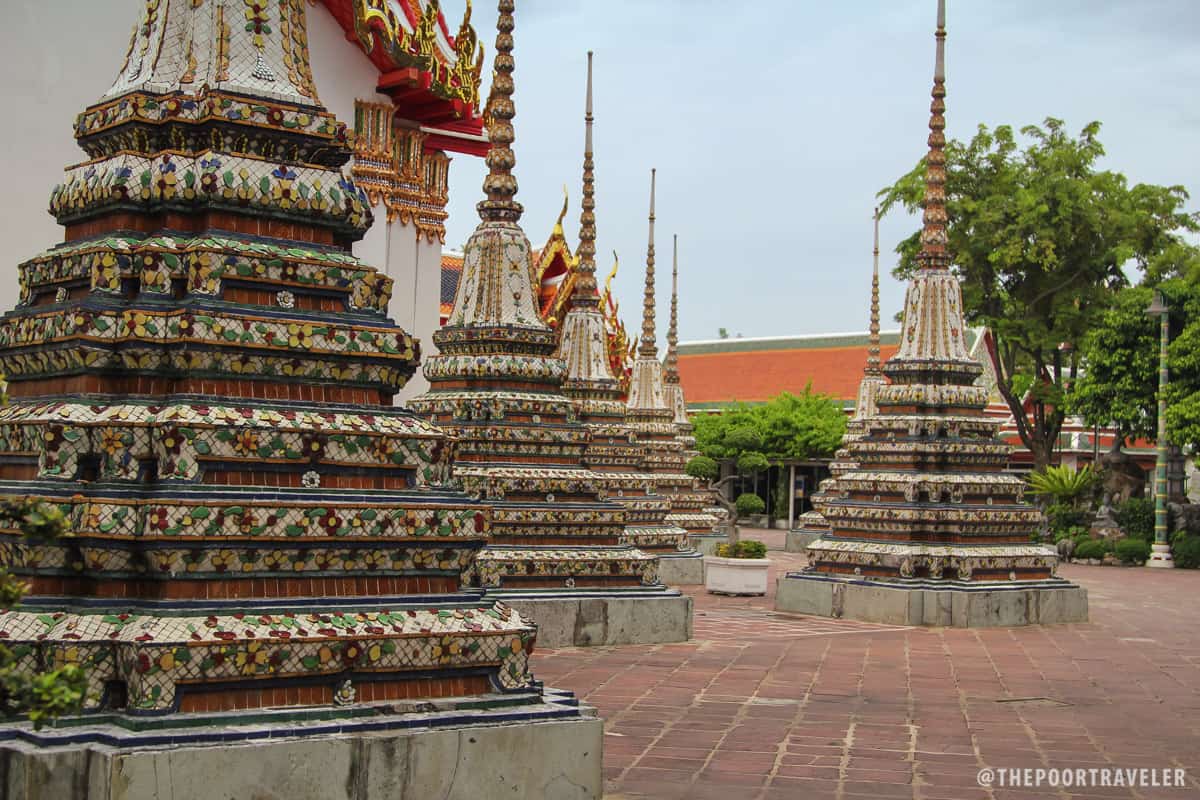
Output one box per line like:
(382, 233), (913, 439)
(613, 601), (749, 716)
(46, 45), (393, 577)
(785, 530), (823, 553)
(0, 690), (601, 800)
(655, 551), (706, 585)
(776, 572), (1088, 627)
(499, 589), (693, 648)
(689, 531), (729, 557)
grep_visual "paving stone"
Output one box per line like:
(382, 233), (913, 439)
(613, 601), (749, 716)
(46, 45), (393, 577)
(536, 535), (1200, 799)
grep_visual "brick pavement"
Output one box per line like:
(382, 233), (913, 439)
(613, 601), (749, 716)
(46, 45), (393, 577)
(533, 529), (1200, 800)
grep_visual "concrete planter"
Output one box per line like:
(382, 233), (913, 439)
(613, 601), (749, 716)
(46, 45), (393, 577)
(704, 556), (771, 596)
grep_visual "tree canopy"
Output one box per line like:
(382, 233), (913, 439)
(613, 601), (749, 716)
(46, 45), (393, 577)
(878, 118), (1199, 469)
(693, 388), (847, 464)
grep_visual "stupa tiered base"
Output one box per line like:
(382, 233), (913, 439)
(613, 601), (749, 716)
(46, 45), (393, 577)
(0, 687), (601, 800)
(776, 570), (1088, 627)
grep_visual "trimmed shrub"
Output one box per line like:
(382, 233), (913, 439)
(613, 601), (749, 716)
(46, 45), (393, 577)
(1113, 497), (1154, 541)
(735, 493), (765, 518)
(716, 540), (768, 559)
(1114, 538), (1151, 565)
(1074, 539), (1108, 560)
(1171, 535), (1200, 569)
(686, 455), (719, 482)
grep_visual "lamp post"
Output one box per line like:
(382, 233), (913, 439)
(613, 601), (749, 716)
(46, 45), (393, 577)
(1146, 290), (1174, 567)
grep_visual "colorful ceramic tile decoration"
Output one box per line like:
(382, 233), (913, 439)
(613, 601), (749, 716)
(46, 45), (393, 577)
(407, 24), (668, 591)
(0, 0), (542, 721)
(796, 3), (1075, 588)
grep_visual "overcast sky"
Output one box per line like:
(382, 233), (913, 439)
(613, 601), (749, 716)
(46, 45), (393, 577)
(2, 1), (1197, 343)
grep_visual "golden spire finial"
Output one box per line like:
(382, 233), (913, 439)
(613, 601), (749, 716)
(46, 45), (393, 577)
(600, 250), (619, 311)
(477, 0), (522, 222)
(866, 206), (882, 375)
(572, 50), (599, 303)
(664, 235), (680, 384)
(638, 168), (658, 357)
(553, 184), (569, 233)
(917, 0), (949, 270)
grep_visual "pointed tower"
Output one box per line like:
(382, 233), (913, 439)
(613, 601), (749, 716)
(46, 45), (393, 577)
(788, 209), (887, 551)
(776, 0), (1087, 626)
(663, 236), (692, 448)
(850, 207), (888, 433)
(409, 16), (691, 646)
(662, 239), (731, 546)
(624, 186), (723, 544)
(0, 0), (601, 775)
(553, 55), (701, 583)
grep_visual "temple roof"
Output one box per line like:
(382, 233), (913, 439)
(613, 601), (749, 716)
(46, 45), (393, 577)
(440, 250), (464, 322)
(319, 0), (485, 134)
(677, 331), (911, 409)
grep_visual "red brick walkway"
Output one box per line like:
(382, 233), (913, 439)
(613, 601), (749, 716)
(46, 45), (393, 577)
(534, 529), (1200, 800)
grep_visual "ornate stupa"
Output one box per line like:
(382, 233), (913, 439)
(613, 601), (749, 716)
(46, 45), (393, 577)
(0, 1), (601, 789)
(789, 209), (885, 552)
(847, 207), (887, 441)
(408, 27), (691, 645)
(776, 0), (1087, 626)
(624, 200), (721, 546)
(553, 56), (701, 585)
(662, 240), (730, 549)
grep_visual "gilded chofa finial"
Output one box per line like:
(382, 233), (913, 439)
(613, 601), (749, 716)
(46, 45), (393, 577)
(866, 206), (882, 375)
(917, 0), (949, 269)
(638, 169), (657, 357)
(572, 50), (599, 302)
(477, 0), (522, 222)
(664, 235), (680, 384)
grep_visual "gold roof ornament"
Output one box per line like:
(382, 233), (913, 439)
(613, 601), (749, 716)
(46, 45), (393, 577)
(346, 0), (484, 110)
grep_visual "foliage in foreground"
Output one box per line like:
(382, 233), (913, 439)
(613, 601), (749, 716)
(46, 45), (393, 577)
(0, 500), (86, 727)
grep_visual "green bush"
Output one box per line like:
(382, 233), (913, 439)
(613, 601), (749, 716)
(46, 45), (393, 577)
(686, 455), (719, 482)
(1171, 535), (1200, 569)
(1113, 497), (1154, 541)
(716, 540), (768, 559)
(1114, 538), (1151, 565)
(1046, 503), (1090, 539)
(1074, 539), (1108, 560)
(734, 493), (765, 518)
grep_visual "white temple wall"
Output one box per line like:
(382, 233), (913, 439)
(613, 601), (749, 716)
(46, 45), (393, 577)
(305, 10), (391, 138)
(306, 6), (444, 405)
(386, 226), (443, 401)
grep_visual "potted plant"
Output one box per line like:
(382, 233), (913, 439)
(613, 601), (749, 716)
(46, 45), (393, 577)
(704, 539), (771, 595)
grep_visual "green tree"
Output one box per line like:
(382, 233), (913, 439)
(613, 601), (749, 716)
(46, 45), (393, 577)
(879, 118), (1199, 470)
(693, 389), (846, 463)
(1070, 285), (1160, 444)
(693, 389), (846, 533)
(0, 498), (85, 727)
(1072, 279), (1200, 452)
